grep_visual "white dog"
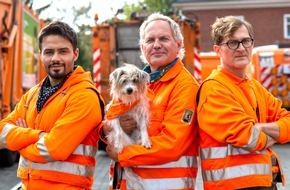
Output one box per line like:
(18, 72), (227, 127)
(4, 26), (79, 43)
(106, 63), (151, 189)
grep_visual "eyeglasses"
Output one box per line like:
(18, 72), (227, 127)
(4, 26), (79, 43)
(219, 38), (254, 50)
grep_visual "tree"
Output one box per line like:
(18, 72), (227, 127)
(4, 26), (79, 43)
(76, 24), (93, 72)
(72, 4), (94, 72)
(122, 0), (172, 20)
(26, 0), (52, 15)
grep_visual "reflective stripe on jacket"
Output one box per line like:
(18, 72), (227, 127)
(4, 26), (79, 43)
(109, 156), (198, 190)
(108, 59), (200, 190)
(200, 145), (271, 182)
(0, 66), (104, 189)
(197, 67), (289, 189)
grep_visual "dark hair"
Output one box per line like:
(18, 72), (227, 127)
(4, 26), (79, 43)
(38, 21), (77, 51)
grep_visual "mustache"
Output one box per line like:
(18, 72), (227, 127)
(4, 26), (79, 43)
(48, 62), (64, 68)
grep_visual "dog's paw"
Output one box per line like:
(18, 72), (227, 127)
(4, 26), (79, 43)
(142, 140), (151, 149)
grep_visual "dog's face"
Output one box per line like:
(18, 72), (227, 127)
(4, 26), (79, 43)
(109, 64), (149, 104)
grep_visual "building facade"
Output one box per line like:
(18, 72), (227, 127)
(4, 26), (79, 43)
(171, 0), (290, 52)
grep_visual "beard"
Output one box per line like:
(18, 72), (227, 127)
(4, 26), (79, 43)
(47, 63), (67, 80)
(49, 71), (66, 80)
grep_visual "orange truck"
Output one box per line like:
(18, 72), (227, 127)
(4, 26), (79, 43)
(0, 0), (46, 166)
(200, 47), (290, 110)
(92, 12), (201, 104)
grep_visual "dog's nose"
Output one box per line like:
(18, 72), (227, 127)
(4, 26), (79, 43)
(126, 88), (133, 94)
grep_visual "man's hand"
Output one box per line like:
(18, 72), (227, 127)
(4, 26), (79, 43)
(255, 123), (278, 149)
(119, 115), (137, 133)
(264, 135), (277, 148)
(103, 115), (137, 136)
(16, 118), (28, 128)
(103, 120), (113, 136)
(255, 122), (280, 139)
(16, 118), (46, 139)
(106, 144), (119, 162)
(104, 115), (137, 162)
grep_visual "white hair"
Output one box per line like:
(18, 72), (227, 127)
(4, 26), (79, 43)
(139, 12), (185, 63)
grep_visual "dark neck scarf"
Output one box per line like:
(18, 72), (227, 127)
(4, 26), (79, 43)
(143, 58), (178, 83)
(36, 66), (75, 113)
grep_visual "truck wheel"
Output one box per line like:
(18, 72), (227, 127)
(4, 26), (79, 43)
(0, 149), (19, 167)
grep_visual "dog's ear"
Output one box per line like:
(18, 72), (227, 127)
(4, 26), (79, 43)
(109, 70), (115, 83)
(109, 69), (118, 83)
(110, 68), (125, 83)
(141, 71), (150, 84)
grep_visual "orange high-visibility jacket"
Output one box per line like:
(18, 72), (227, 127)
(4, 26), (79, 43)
(197, 67), (290, 190)
(106, 59), (200, 189)
(0, 66), (104, 190)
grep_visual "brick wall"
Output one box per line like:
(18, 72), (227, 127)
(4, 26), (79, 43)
(184, 7), (290, 52)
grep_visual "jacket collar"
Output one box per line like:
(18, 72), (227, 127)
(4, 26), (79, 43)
(219, 66), (249, 85)
(159, 58), (183, 82)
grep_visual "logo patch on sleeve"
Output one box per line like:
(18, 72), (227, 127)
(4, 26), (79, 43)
(182, 109), (194, 123)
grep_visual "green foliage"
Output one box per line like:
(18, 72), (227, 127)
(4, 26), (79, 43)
(143, 0), (171, 15)
(123, 0), (172, 21)
(72, 3), (94, 73)
(76, 25), (93, 73)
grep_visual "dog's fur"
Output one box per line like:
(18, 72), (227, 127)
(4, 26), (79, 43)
(106, 63), (151, 189)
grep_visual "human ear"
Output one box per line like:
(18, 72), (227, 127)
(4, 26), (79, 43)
(213, 45), (221, 57)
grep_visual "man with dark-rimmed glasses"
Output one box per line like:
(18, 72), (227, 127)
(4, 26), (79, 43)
(219, 38), (254, 50)
(196, 16), (290, 190)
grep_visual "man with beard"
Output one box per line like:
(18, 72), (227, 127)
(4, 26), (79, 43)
(0, 21), (104, 190)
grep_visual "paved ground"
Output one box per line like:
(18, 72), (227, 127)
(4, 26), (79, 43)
(0, 163), (19, 190)
(272, 144), (290, 190)
(93, 150), (111, 189)
(1, 144), (289, 190)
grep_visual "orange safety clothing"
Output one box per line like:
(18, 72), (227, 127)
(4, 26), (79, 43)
(197, 67), (290, 190)
(0, 66), (104, 190)
(103, 59), (200, 189)
(106, 99), (140, 120)
(106, 89), (154, 120)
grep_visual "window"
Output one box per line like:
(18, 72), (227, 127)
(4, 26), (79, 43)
(284, 14), (290, 39)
